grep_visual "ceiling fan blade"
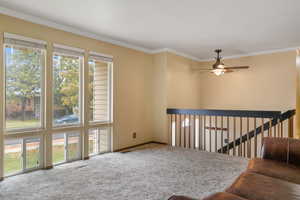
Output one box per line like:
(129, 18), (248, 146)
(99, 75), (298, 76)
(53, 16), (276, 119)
(224, 69), (234, 73)
(193, 68), (212, 71)
(223, 66), (249, 69)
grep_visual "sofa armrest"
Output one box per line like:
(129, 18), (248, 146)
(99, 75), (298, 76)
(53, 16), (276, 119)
(168, 195), (197, 200)
(261, 137), (300, 166)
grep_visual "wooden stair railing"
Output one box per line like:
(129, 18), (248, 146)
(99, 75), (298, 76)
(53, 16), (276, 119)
(167, 108), (295, 158)
(217, 109), (296, 154)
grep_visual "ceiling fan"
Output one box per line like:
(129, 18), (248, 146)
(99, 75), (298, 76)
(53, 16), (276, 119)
(197, 49), (250, 76)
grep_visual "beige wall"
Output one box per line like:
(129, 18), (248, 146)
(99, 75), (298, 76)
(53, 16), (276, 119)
(167, 53), (202, 109)
(152, 52), (168, 143)
(0, 14), (154, 150)
(152, 52), (202, 143)
(198, 51), (296, 111)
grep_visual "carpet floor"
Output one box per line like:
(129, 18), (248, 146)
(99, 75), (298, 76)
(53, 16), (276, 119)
(0, 144), (247, 200)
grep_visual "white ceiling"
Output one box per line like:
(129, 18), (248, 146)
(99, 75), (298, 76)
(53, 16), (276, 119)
(0, 0), (300, 60)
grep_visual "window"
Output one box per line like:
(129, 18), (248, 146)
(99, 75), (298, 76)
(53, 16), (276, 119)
(52, 132), (81, 165)
(4, 35), (45, 130)
(53, 45), (83, 126)
(89, 54), (112, 123)
(4, 138), (22, 175)
(1, 33), (113, 179)
(88, 128), (111, 156)
(52, 133), (65, 164)
(4, 137), (42, 176)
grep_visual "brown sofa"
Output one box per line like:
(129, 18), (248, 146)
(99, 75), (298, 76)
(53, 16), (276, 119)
(169, 137), (300, 200)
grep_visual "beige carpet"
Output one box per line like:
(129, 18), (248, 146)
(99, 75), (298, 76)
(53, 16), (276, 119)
(0, 144), (247, 200)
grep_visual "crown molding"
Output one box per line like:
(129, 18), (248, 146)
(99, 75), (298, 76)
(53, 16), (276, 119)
(198, 47), (300, 62)
(150, 48), (203, 62)
(0, 6), (153, 53)
(0, 6), (299, 63)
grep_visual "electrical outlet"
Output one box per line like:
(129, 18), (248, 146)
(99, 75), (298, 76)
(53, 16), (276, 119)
(133, 132), (137, 139)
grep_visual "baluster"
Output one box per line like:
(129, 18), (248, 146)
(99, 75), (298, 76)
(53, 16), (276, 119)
(193, 115), (196, 148)
(190, 115), (193, 149)
(269, 120), (272, 137)
(168, 114), (172, 146)
(254, 118), (257, 158)
(204, 116), (206, 151)
(242, 118), (245, 157)
(261, 118), (264, 152)
(180, 115), (182, 147)
(178, 115), (181, 147)
(280, 121), (283, 138)
(183, 115), (186, 148)
(221, 116), (224, 153)
(174, 114), (178, 146)
(233, 117), (236, 156)
(274, 118), (277, 137)
(215, 116), (218, 153)
(247, 117), (250, 158)
(188, 114), (191, 148)
(277, 118), (280, 138)
(209, 116), (212, 152)
(172, 114), (175, 146)
(199, 115), (202, 150)
(227, 116), (230, 155)
(239, 117), (242, 157)
(288, 116), (294, 138)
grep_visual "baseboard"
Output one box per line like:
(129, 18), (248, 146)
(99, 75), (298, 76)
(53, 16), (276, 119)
(115, 141), (168, 152)
(43, 166), (53, 170)
(151, 141), (168, 145)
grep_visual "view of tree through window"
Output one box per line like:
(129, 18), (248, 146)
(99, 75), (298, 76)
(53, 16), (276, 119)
(2, 34), (112, 177)
(5, 45), (44, 130)
(53, 53), (81, 126)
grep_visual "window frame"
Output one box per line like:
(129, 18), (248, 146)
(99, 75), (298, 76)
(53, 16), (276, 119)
(1, 33), (113, 179)
(52, 51), (84, 128)
(88, 128), (112, 156)
(88, 58), (113, 125)
(4, 135), (43, 177)
(52, 132), (82, 166)
(3, 43), (46, 133)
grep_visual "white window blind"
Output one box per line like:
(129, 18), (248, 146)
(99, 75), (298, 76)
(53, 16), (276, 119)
(89, 52), (113, 63)
(4, 33), (46, 49)
(53, 44), (84, 57)
(89, 53), (112, 123)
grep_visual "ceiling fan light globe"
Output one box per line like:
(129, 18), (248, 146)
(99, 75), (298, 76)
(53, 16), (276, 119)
(213, 69), (225, 76)
(217, 64), (225, 69)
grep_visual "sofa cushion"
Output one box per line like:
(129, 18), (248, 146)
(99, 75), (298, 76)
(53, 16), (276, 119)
(247, 158), (300, 184)
(226, 172), (300, 200)
(202, 192), (248, 200)
(289, 138), (300, 166)
(261, 137), (289, 163)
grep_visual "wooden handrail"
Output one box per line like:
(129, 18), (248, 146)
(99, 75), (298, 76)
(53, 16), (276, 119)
(167, 108), (281, 118)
